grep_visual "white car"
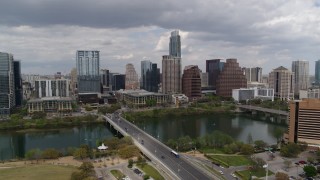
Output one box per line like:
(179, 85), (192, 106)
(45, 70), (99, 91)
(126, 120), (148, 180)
(231, 173), (237, 178)
(219, 170), (224, 175)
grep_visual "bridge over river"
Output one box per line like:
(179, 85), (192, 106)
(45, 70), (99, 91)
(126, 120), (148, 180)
(103, 114), (215, 180)
(237, 104), (288, 116)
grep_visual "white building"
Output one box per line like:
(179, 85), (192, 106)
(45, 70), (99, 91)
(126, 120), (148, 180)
(232, 88), (274, 102)
(172, 94), (188, 104)
(35, 79), (70, 98)
(162, 55), (182, 94)
(268, 66), (294, 100)
(299, 89), (320, 99)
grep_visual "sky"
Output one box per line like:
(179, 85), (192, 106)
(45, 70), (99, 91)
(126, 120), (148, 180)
(0, 0), (320, 76)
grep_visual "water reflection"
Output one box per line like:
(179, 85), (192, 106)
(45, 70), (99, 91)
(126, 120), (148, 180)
(136, 113), (287, 145)
(0, 124), (113, 160)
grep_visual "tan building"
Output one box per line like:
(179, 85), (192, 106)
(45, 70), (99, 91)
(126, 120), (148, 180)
(216, 59), (247, 97)
(162, 55), (182, 94)
(70, 68), (77, 95)
(286, 99), (320, 145)
(125, 63), (139, 90)
(27, 97), (73, 114)
(268, 66), (294, 100)
(182, 65), (201, 100)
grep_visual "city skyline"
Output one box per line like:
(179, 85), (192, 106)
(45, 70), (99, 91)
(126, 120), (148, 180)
(1, 0), (320, 75)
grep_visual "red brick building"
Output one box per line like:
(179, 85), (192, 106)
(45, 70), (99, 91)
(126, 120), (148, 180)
(182, 65), (201, 100)
(216, 59), (247, 97)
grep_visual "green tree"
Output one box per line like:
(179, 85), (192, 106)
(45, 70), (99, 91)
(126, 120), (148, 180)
(119, 145), (140, 159)
(79, 162), (95, 177)
(31, 111), (46, 119)
(273, 128), (285, 143)
(42, 148), (60, 159)
(25, 149), (42, 162)
(280, 143), (301, 157)
(240, 144), (254, 155)
(303, 165), (317, 177)
(128, 159), (134, 168)
(254, 140), (268, 150)
(73, 148), (88, 159)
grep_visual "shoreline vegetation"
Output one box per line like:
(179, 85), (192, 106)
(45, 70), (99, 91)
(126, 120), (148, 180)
(0, 114), (104, 131)
(124, 103), (236, 122)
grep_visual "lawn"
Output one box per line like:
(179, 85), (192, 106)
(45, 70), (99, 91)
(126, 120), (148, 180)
(199, 147), (225, 154)
(208, 155), (252, 166)
(110, 169), (125, 180)
(137, 164), (165, 180)
(0, 164), (77, 180)
(236, 168), (273, 179)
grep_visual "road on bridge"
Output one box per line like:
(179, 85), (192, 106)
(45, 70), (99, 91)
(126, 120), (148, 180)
(104, 113), (213, 180)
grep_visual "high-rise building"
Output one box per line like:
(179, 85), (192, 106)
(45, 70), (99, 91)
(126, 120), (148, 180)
(113, 74), (126, 91)
(216, 59), (247, 97)
(182, 65), (201, 100)
(169, 30), (181, 58)
(315, 60), (320, 85)
(292, 60), (309, 96)
(145, 63), (160, 92)
(76, 50), (100, 93)
(22, 74), (41, 88)
(141, 60), (152, 90)
(34, 79), (70, 98)
(0, 52), (15, 117)
(125, 64), (139, 90)
(268, 66), (294, 100)
(201, 72), (209, 88)
(13, 61), (22, 107)
(100, 69), (110, 93)
(243, 67), (262, 82)
(286, 99), (320, 145)
(206, 59), (224, 90)
(162, 55), (182, 94)
(70, 68), (77, 95)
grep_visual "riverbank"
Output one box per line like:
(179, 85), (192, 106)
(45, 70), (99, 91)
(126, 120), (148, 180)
(123, 105), (236, 122)
(0, 114), (104, 131)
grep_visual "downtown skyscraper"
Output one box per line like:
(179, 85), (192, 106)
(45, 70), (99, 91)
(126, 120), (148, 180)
(76, 50), (100, 93)
(292, 60), (309, 96)
(315, 60), (320, 85)
(169, 30), (181, 58)
(0, 52), (15, 117)
(141, 60), (160, 92)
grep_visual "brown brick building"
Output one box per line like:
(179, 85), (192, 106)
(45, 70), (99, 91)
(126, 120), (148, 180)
(216, 59), (247, 97)
(286, 99), (320, 145)
(182, 65), (201, 100)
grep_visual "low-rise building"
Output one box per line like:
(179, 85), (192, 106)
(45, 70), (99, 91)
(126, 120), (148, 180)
(27, 97), (73, 114)
(172, 94), (189, 104)
(232, 88), (274, 102)
(299, 88), (320, 99)
(116, 89), (169, 107)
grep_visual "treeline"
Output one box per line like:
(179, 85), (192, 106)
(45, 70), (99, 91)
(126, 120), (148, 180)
(166, 131), (277, 155)
(97, 104), (121, 114)
(124, 106), (235, 122)
(0, 115), (102, 130)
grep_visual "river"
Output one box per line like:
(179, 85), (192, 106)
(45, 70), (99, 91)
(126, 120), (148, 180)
(0, 113), (286, 160)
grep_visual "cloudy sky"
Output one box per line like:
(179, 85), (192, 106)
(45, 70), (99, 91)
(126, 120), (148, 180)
(1, 0), (320, 76)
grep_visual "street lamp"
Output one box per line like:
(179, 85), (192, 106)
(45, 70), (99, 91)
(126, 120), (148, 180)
(263, 164), (268, 180)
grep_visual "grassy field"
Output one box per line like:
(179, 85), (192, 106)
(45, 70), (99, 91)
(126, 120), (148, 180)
(110, 169), (125, 180)
(137, 164), (165, 180)
(0, 164), (77, 180)
(236, 169), (273, 179)
(208, 155), (252, 166)
(200, 147), (225, 154)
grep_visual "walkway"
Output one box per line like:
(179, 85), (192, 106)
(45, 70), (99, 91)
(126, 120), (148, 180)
(237, 105), (288, 116)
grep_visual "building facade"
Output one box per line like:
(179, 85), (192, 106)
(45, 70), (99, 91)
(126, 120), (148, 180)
(34, 79), (70, 98)
(145, 63), (160, 92)
(100, 69), (110, 93)
(113, 74), (126, 91)
(13, 61), (22, 107)
(286, 99), (320, 145)
(169, 30), (181, 58)
(27, 97), (73, 114)
(76, 50), (100, 93)
(315, 60), (320, 85)
(70, 68), (77, 95)
(125, 63), (139, 90)
(232, 88), (274, 102)
(141, 60), (152, 90)
(162, 55), (182, 94)
(243, 67), (262, 82)
(292, 60), (309, 96)
(268, 66), (294, 100)
(201, 72), (209, 88)
(216, 59), (247, 97)
(299, 88), (320, 99)
(206, 59), (224, 90)
(182, 65), (201, 100)
(0, 52), (15, 117)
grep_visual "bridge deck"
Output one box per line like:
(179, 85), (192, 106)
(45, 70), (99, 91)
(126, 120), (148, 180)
(237, 105), (288, 116)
